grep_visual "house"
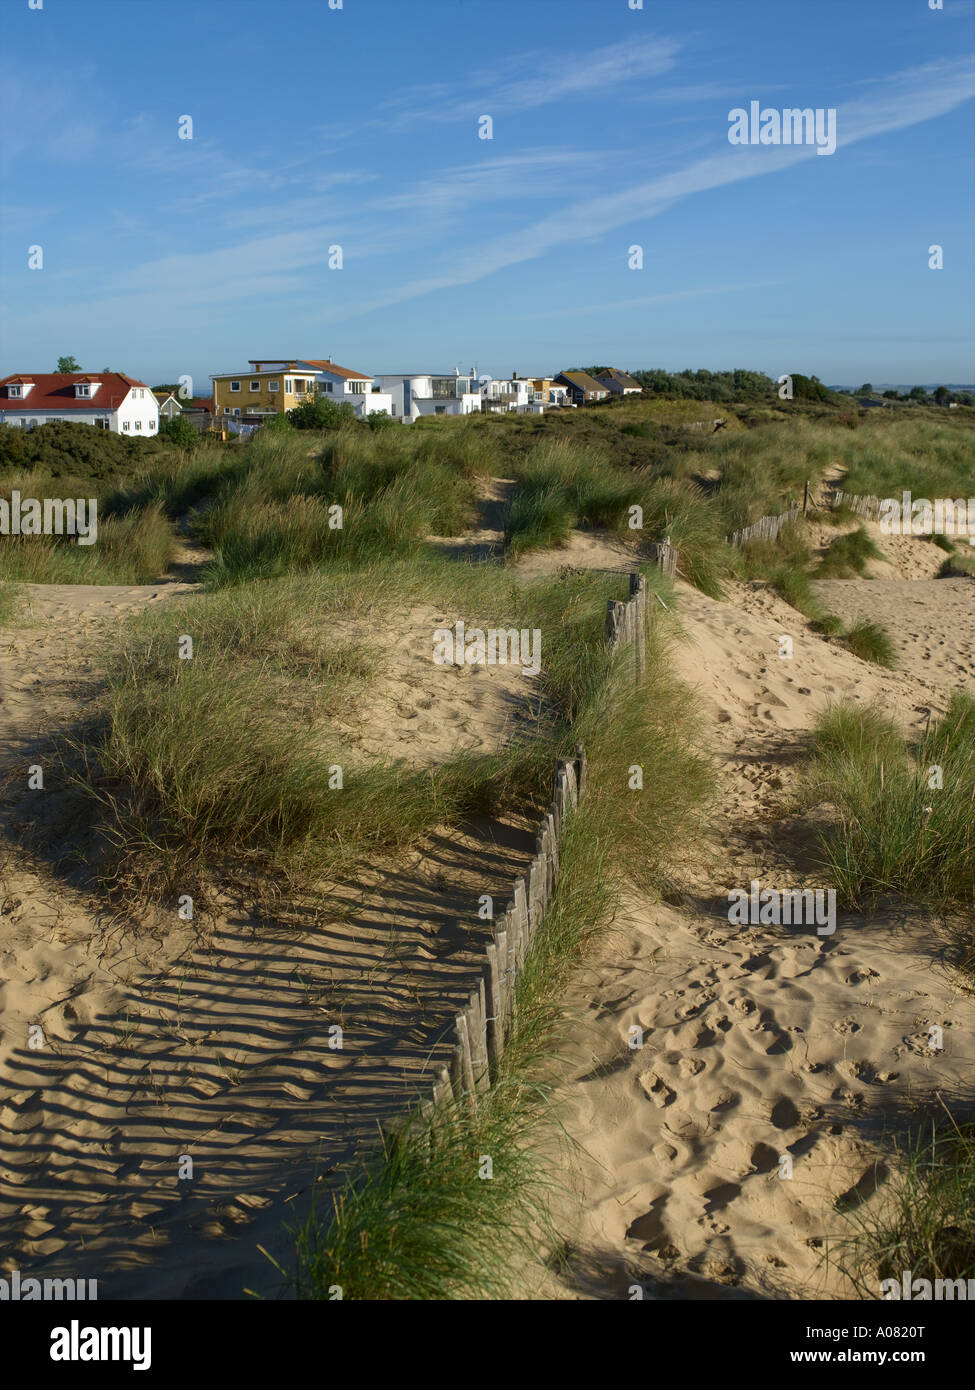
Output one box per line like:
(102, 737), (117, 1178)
(211, 359), (392, 421)
(211, 363), (318, 421)
(153, 391), (182, 420)
(554, 371), (611, 406)
(527, 377), (569, 407)
(374, 370), (481, 421)
(182, 398), (214, 432)
(251, 359), (393, 418)
(594, 368), (642, 396)
(0, 373), (160, 435)
(480, 374), (534, 414)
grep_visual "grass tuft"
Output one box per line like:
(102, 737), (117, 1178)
(802, 694), (975, 909)
(844, 617), (897, 668)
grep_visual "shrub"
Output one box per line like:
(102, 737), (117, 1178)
(287, 396), (356, 430)
(158, 416), (201, 449)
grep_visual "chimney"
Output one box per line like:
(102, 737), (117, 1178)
(512, 371), (518, 380)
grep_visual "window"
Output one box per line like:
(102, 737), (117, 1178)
(9, 385), (21, 398)
(268, 380), (279, 392)
(250, 380), (261, 392)
(325, 382), (334, 393)
(149, 420), (156, 431)
(76, 384), (90, 398)
(284, 379), (293, 393)
(349, 381), (365, 394)
(123, 421), (130, 431)
(230, 381), (241, 392)
(135, 420), (142, 430)
(233, 408), (241, 417)
(224, 406), (231, 415)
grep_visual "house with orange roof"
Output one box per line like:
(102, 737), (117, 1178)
(211, 358), (392, 422)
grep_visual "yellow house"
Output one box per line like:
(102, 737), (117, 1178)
(210, 363), (317, 419)
(528, 377), (568, 405)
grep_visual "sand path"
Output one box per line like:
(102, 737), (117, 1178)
(548, 552), (975, 1300)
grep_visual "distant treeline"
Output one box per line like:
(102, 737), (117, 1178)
(574, 367), (972, 407)
(572, 367), (835, 403)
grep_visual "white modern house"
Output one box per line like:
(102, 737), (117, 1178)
(480, 374), (534, 413)
(0, 373), (160, 435)
(374, 370), (482, 421)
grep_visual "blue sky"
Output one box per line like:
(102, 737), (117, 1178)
(1, 0), (973, 389)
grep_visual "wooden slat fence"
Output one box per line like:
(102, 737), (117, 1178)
(418, 744), (587, 1116)
(728, 504), (800, 548)
(414, 549), (669, 1118)
(830, 491), (884, 520)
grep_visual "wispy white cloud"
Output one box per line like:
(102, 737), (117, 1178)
(315, 37), (683, 143)
(335, 57), (975, 319)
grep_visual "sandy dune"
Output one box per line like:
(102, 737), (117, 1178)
(549, 565), (975, 1301)
(2, 509), (971, 1301)
(0, 575), (541, 1298)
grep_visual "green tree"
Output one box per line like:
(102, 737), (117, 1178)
(158, 415), (200, 448)
(854, 383), (873, 396)
(933, 385), (950, 406)
(56, 355), (81, 373)
(908, 386), (929, 402)
(789, 373), (835, 403)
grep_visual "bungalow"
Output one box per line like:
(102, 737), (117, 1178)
(0, 373), (160, 435)
(153, 391), (182, 420)
(595, 368), (642, 396)
(374, 370), (481, 421)
(554, 371), (611, 406)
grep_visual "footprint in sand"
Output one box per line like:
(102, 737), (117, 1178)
(771, 1096), (801, 1130)
(638, 1070), (677, 1107)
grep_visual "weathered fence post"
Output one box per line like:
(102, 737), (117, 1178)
(606, 599), (625, 650)
(629, 571), (647, 683)
(455, 1009), (476, 1100)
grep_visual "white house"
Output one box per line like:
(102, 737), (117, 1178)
(480, 374), (535, 413)
(374, 370), (482, 421)
(0, 373), (160, 435)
